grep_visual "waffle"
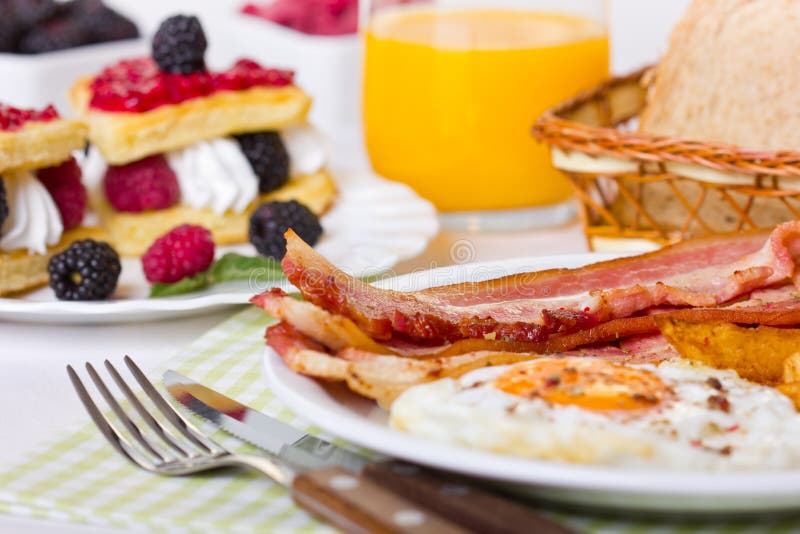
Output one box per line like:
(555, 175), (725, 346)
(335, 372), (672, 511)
(70, 78), (312, 165)
(96, 170), (336, 256)
(0, 119), (87, 174)
(0, 226), (108, 296)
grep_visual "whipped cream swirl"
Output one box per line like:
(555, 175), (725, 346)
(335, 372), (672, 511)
(0, 170), (63, 254)
(283, 125), (328, 176)
(167, 137), (259, 215)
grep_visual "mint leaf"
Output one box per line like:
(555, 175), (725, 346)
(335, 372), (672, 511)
(209, 253), (283, 283)
(149, 274), (210, 298)
(149, 253), (285, 298)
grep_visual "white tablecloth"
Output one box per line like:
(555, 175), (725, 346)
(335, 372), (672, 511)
(0, 224), (587, 534)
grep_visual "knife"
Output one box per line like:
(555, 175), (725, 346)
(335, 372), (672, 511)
(163, 370), (574, 534)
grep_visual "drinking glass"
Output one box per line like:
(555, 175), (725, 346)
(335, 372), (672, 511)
(362, 0), (609, 230)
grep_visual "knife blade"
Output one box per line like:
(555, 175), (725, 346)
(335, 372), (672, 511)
(162, 369), (575, 534)
(163, 369), (369, 473)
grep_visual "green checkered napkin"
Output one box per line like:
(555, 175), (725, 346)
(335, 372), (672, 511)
(1, 306), (798, 533)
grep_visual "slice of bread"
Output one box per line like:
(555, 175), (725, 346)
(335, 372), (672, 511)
(639, 0), (800, 150)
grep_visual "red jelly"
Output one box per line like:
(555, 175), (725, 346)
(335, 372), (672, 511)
(0, 104), (59, 131)
(88, 57), (295, 113)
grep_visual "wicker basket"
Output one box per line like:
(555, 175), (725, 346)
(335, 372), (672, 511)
(532, 68), (800, 251)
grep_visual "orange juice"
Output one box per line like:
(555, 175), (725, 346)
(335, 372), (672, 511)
(363, 8), (609, 212)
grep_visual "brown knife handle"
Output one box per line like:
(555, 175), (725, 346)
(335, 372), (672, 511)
(292, 466), (468, 534)
(361, 462), (575, 534)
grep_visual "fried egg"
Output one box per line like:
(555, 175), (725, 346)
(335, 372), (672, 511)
(389, 357), (800, 470)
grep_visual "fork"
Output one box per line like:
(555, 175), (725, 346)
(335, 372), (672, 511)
(69, 357), (574, 534)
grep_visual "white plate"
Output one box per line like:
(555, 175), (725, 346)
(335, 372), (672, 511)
(262, 254), (800, 514)
(0, 170), (438, 324)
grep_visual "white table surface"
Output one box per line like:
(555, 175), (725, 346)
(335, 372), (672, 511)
(0, 1), (692, 531)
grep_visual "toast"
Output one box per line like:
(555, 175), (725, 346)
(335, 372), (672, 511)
(640, 0), (800, 150)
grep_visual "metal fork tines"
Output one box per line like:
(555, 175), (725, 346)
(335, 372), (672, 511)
(67, 356), (294, 483)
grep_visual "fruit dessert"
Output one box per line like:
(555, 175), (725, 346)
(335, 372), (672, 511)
(0, 0), (138, 54)
(241, 0), (420, 36)
(71, 14), (336, 256)
(0, 102), (106, 296)
(242, 0), (359, 36)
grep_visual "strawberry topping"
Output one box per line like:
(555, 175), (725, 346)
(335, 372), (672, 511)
(0, 103), (59, 131)
(89, 57), (294, 113)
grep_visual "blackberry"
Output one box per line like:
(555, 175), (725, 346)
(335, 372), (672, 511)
(87, 8), (138, 42)
(48, 239), (121, 300)
(18, 16), (89, 53)
(151, 15), (207, 74)
(235, 131), (290, 193)
(67, 0), (138, 43)
(11, 0), (58, 28)
(0, 178), (7, 232)
(0, 18), (20, 52)
(249, 200), (322, 260)
(0, 0), (59, 53)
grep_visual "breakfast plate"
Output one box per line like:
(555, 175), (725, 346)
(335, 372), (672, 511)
(262, 253), (800, 514)
(0, 170), (438, 324)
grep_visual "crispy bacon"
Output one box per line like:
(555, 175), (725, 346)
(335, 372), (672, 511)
(279, 223), (800, 343)
(254, 288), (393, 354)
(264, 321), (665, 406)
(254, 288), (800, 361)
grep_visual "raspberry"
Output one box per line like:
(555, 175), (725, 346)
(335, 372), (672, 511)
(235, 131), (289, 193)
(48, 239), (121, 300)
(142, 224), (215, 284)
(36, 157), (87, 230)
(104, 155), (180, 213)
(242, 0), (358, 36)
(249, 200), (322, 260)
(151, 15), (207, 75)
(0, 178), (8, 232)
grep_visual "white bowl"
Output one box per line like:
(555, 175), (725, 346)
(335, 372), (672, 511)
(0, 39), (147, 116)
(224, 13), (361, 139)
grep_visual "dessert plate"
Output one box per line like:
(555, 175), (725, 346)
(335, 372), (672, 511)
(262, 253), (800, 515)
(0, 170), (438, 324)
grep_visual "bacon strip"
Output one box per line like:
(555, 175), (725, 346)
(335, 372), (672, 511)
(280, 223), (800, 343)
(265, 321), (665, 406)
(254, 287), (800, 360)
(253, 288), (393, 354)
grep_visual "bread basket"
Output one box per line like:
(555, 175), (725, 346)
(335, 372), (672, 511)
(532, 68), (800, 251)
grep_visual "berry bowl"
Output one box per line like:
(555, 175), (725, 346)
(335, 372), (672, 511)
(0, 39), (147, 116)
(225, 12), (360, 139)
(0, 0), (145, 114)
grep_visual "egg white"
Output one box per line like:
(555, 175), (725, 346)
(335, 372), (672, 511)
(389, 358), (800, 470)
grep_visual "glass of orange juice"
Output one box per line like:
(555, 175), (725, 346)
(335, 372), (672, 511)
(362, 0), (609, 229)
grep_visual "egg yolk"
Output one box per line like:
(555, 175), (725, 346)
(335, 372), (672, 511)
(493, 358), (669, 411)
